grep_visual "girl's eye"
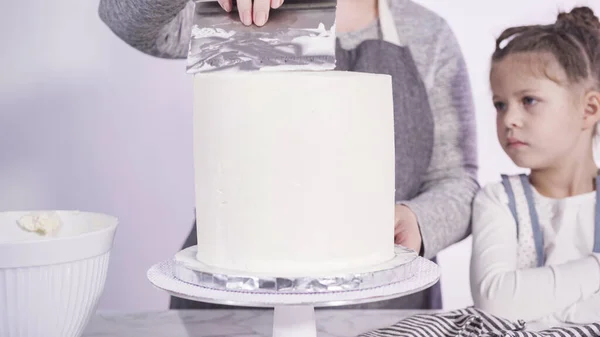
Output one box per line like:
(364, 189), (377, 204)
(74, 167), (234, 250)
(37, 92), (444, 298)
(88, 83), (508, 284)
(522, 96), (537, 106)
(493, 101), (506, 112)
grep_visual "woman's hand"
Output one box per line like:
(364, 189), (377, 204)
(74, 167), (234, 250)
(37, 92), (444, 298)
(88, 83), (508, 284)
(394, 204), (422, 254)
(217, 0), (284, 26)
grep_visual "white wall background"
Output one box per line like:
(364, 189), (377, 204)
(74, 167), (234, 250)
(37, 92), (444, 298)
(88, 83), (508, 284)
(1, 0), (598, 311)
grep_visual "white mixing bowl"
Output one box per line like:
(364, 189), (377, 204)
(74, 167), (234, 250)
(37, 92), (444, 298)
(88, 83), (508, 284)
(0, 210), (118, 337)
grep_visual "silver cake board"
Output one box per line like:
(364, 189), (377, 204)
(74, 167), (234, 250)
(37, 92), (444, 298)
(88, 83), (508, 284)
(147, 246), (440, 337)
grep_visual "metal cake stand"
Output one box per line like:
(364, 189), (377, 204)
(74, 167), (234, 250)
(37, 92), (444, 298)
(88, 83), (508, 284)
(147, 245), (440, 337)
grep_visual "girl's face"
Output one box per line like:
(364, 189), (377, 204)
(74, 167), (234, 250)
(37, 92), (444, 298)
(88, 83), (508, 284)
(490, 52), (589, 170)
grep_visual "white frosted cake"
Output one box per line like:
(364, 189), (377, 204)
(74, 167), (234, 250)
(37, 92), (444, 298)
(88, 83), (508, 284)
(193, 71), (395, 276)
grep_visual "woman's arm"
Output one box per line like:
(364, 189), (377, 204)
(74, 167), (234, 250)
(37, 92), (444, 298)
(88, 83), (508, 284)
(470, 184), (600, 322)
(98, 0), (194, 59)
(398, 19), (479, 259)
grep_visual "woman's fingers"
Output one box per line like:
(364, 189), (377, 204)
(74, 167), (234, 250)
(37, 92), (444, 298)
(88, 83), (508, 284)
(253, 0), (272, 26)
(219, 0), (284, 26)
(217, 0), (232, 12)
(271, 0), (283, 9)
(236, 0), (254, 25)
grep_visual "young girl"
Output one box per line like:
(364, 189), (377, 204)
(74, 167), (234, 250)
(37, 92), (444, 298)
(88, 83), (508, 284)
(471, 6), (600, 327)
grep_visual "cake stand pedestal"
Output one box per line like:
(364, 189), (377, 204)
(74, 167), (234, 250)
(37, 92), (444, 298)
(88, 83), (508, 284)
(273, 305), (315, 337)
(147, 246), (440, 337)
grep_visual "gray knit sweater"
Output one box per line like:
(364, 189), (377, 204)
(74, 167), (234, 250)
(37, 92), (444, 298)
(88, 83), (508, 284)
(98, 0), (479, 259)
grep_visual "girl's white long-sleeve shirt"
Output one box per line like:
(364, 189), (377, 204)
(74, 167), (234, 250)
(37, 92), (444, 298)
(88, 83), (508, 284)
(470, 182), (600, 326)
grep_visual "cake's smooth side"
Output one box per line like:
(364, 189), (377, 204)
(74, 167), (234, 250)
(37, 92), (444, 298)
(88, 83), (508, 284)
(193, 71), (395, 276)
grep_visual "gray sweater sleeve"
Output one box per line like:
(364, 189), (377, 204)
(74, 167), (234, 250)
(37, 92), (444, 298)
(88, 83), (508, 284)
(98, 0), (193, 59)
(395, 3), (479, 259)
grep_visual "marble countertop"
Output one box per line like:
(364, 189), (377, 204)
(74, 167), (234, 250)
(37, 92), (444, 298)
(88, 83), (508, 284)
(83, 309), (430, 337)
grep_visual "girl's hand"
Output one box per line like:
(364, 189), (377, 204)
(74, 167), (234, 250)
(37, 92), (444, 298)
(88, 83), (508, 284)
(217, 0), (284, 26)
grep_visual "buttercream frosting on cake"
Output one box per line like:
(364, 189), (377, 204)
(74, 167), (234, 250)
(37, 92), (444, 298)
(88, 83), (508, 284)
(193, 71), (395, 276)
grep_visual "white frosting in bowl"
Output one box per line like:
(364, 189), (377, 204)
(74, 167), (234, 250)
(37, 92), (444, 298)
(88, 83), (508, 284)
(16, 211), (62, 236)
(0, 210), (118, 268)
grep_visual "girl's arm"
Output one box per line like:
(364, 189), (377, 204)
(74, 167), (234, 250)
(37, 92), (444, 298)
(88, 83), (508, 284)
(98, 0), (193, 59)
(553, 274), (600, 324)
(470, 184), (600, 322)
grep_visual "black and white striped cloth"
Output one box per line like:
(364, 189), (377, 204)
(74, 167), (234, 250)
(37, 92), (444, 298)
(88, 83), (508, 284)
(359, 308), (600, 337)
